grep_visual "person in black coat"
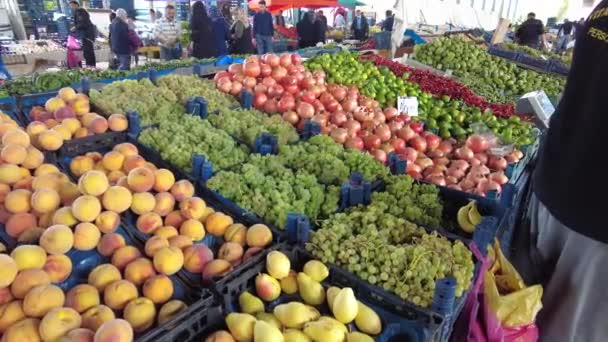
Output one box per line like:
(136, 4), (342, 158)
(314, 11), (327, 44)
(351, 10), (369, 41)
(230, 8), (254, 54)
(75, 8), (96, 67)
(297, 12), (315, 48)
(110, 9), (132, 70)
(382, 10), (394, 31)
(191, 1), (217, 59)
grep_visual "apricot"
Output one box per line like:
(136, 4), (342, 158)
(95, 211), (120, 234)
(52, 124), (72, 140)
(122, 155), (146, 173)
(5, 212), (37, 238)
(144, 236), (169, 257)
(101, 186), (132, 213)
(39, 307), (82, 342)
(130, 192), (156, 215)
(1, 317), (41, 342)
(0, 164), (23, 184)
(152, 169), (175, 192)
(182, 244), (214, 273)
(72, 195), (102, 222)
(21, 146), (45, 170)
(10, 269), (51, 299)
(124, 258), (156, 286)
(52, 206), (78, 227)
(89, 116), (109, 134)
(97, 233), (126, 257)
(43, 254), (72, 283)
(111, 246), (142, 271)
(154, 226), (179, 240)
(37, 129), (63, 151)
(70, 156), (95, 177)
(205, 212), (234, 237)
(153, 192), (175, 216)
(78, 170), (109, 196)
(1, 144), (27, 164)
(106, 170), (126, 185)
(153, 246), (184, 275)
(180, 219), (206, 241)
(246, 224), (273, 248)
(143, 274), (173, 304)
(164, 210), (186, 229)
(10, 245), (46, 271)
(39, 224), (74, 255)
(81, 304), (115, 332)
(103, 280), (138, 310)
(61, 117), (82, 134)
(65, 284), (100, 313)
(170, 180), (195, 201)
(4, 189), (32, 214)
(224, 223), (247, 246)
(108, 114), (128, 132)
(0, 300), (25, 333)
(168, 235), (193, 250)
(17, 227), (45, 244)
(157, 300), (187, 325)
(2, 129), (30, 147)
(60, 328), (95, 342)
(87, 264), (122, 292)
(59, 181), (80, 205)
(123, 297), (156, 332)
(0, 254), (18, 288)
(22, 284), (65, 317)
(113, 143), (138, 158)
(136, 212), (163, 234)
(93, 319), (133, 342)
(73, 222), (101, 251)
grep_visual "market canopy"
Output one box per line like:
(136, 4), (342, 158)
(248, 0), (365, 14)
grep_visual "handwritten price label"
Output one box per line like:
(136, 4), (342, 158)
(398, 96), (419, 116)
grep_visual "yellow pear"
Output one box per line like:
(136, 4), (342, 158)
(266, 251), (290, 279)
(317, 316), (348, 335)
(303, 320), (345, 342)
(332, 287), (358, 324)
(354, 301), (382, 335)
(273, 302), (320, 329)
(225, 312), (256, 342)
(239, 291), (265, 314)
(253, 320), (284, 342)
(283, 329), (312, 342)
(326, 286), (340, 310)
(297, 272), (325, 306)
(255, 312), (282, 330)
(303, 260), (329, 282)
(347, 331), (375, 342)
(280, 270), (298, 294)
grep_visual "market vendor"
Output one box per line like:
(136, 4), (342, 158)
(515, 12), (545, 49)
(154, 4), (182, 61)
(524, 0), (608, 340)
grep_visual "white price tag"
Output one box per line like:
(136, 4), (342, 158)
(398, 96), (419, 116)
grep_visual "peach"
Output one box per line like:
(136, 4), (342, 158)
(70, 156), (95, 177)
(157, 300), (187, 325)
(60, 328), (95, 342)
(95, 211), (120, 234)
(38, 211), (54, 229)
(34, 163), (59, 176)
(246, 224), (273, 248)
(73, 223), (101, 251)
(153, 192), (175, 216)
(143, 162), (157, 172)
(144, 236), (169, 257)
(143, 274), (173, 304)
(52, 206), (78, 226)
(62, 117), (82, 134)
(1, 317), (41, 342)
(224, 224), (247, 246)
(101, 186), (132, 213)
(152, 169), (175, 192)
(205, 212), (233, 237)
(168, 235), (193, 249)
(202, 260), (233, 283)
(113, 143), (138, 158)
(130, 192), (156, 215)
(21, 147), (45, 170)
(182, 245), (214, 273)
(66, 284), (100, 313)
(170, 180), (195, 201)
(97, 233), (126, 257)
(52, 124), (72, 140)
(39, 307), (82, 342)
(153, 246), (184, 275)
(179, 197), (207, 220)
(43, 254), (72, 283)
(10, 245), (47, 271)
(17, 227), (45, 244)
(242, 247), (263, 263)
(199, 207), (215, 222)
(106, 170), (125, 185)
(37, 129), (63, 151)
(74, 127), (90, 138)
(123, 297), (156, 332)
(1, 144), (27, 164)
(180, 219), (206, 241)
(127, 167), (155, 193)
(2, 129), (30, 147)
(164, 210), (186, 229)
(0, 205), (11, 224)
(122, 155), (145, 173)
(103, 280), (138, 310)
(32, 172), (68, 192)
(87, 264), (122, 292)
(81, 305), (114, 332)
(72, 98), (90, 116)
(10, 269), (51, 299)
(22, 284), (65, 317)
(72, 195), (102, 222)
(115, 176), (128, 187)
(80, 113), (98, 128)
(85, 152), (103, 163)
(31, 188), (60, 214)
(59, 181), (80, 205)
(111, 246), (142, 271)
(0, 300), (25, 333)
(78, 170), (109, 196)
(0, 183), (10, 203)
(0, 254), (18, 288)
(27, 121), (48, 136)
(58, 87), (77, 102)
(0, 122), (18, 137)
(12, 175), (33, 191)
(0, 164), (23, 184)
(4, 189), (31, 214)
(93, 319), (133, 342)
(44, 118), (59, 129)
(5, 212), (37, 238)
(89, 116), (109, 134)
(124, 258), (156, 286)
(218, 242), (244, 265)
(101, 151), (125, 172)
(136, 212), (163, 234)
(108, 114), (128, 132)
(154, 226), (179, 240)
(40, 224), (74, 255)
(0, 287), (13, 305)
(54, 106), (76, 122)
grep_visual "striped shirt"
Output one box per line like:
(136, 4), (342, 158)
(153, 17), (182, 48)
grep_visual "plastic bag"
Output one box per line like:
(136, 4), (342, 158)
(67, 35), (81, 50)
(452, 240), (543, 342)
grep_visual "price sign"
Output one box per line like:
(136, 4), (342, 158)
(398, 96), (419, 116)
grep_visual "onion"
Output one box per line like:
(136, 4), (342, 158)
(489, 171), (509, 185)
(437, 141), (454, 155)
(451, 160), (470, 171)
(424, 133), (441, 151)
(409, 136), (428, 153)
(326, 100), (340, 113)
(388, 120), (404, 133)
(401, 147), (418, 163)
(214, 71), (231, 81)
(277, 96), (295, 112)
(446, 167), (466, 180)
(470, 158), (481, 167)
(423, 166), (445, 178)
(381, 143), (395, 155)
(375, 124), (392, 142)
(263, 99), (278, 113)
(291, 54), (303, 65)
(268, 84), (284, 98)
(228, 63), (242, 74)
(280, 75), (297, 87)
(279, 53), (292, 67)
(474, 153), (488, 165)
(384, 107), (398, 120)
(342, 98), (358, 112)
(427, 149), (445, 159)
(313, 70), (326, 79)
(477, 179), (502, 194)
(260, 63), (272, 77)
(409, 122), (424, 133)
(264, 54), (280, 67)
(372, 111), (386, 124)
(345, 120), (361, 135)
(446, 176), (460, 185)
(330, 111), (347, 126)
(433, 157), (450, 166)
(415, 157), (434, 169)
(262, 77), (276, 87)
(312, 100), (325, 113)
(285, 84), (299, 95)
(229, 81), (243, 96)
(466, 134), (489, 153)
(217, 78), (232, 93)
(345, 137), (364, 150)
(243, 76), (257, 89)
(330, 128), (348, 144)
(286, 65), (299, 75)
(331, 87), (347, 101)
(363, 135), (381, 150)
(243, 61), (261, 77)
(406, 162), (422, 173)
(448, 184), (463, 190)
(407, 170), (423, 180)
(427, 175), (446, 186)
(391, 138), (406, 153)
(397, 126), (416, 141)
(372, 149), (387, 164)
(300, 77), (316, 90)
(454, 146), (474, 161)
(460, 179), (476, 190)
(471, 164), (491, 176)
(253, 92), (268, 109)
(311, 113), (328, 127)
(311, 85), (323, 98)
(271, 66), (288, 81)
(253, 84), (267, 93)
(232, 73), (245, 83)
(282, 111), (299, 125)
(296, 102), (314, 119)
(488, 156), (508, 171)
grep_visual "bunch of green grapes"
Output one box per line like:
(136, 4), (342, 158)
(138, 114), (249, 172)
(89, 79), (183, 124)
(156, 75), (238, 112)
(208, 108), (298, 146)
(306, 204), (475, 307)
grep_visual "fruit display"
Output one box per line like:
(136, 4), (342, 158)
(138, 114), (249, 173)
(204, 250), (384, 341)
(207, 154), (340, 228)
(500, 42), (571, 65)
(207, 108), (299, 146)
(306, 201), (475, 307)
(456, 201), (482, 233)
(156, 75), (239, 112)
(414, 37), (565, 103)
(24, 87), (128, 152)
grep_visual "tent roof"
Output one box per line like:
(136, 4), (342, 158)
(249, 0), (341, 13)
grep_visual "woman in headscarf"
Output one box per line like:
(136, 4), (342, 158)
(221, 3), (233, 27)
(230, 8), (254, 54)
(75, 8), (97, 67)
(209, 5), (230, 56)
(191, 1), (216, 58)
(296, 12), (315, 48)
(110, 8), (132, 70)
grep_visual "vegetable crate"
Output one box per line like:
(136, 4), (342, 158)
(0, 96), (22, 124)
(211, 244), (444, 342)
(547, 59), (570, 76)
(516, 53), (550, 72)
(17, 89), (59, 123)
(488, 45), (521, 62)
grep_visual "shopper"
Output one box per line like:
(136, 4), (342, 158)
(515, 12), (545, 49)
(314, 11), (327, 44)
(574, 17), (586, 40)
(230, 8), (254, 54)
(297, 12), (315, 48)
(149, 9), (157, 24)
(520, 1), (608, 341)
(334, 10), (346, 29)
(70, 1), (80, 27)
(254, 0), (274, 54)
(382, 10), (394, 32)
(110, 9), (132, 70)
(221, 3), (233, 27)
(209, 6), (230, 56)
(154, 4), (182, 61)
(190, 1), (216, 59)
(127, 16), (142, 66)
(351, 10), (369, 41)
(555, 19), (574, 54)
(75, 8), (97, 68)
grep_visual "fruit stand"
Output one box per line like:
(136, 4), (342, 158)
(0, 37), (548, 341)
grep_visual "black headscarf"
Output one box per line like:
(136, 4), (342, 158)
(190, 1), (217, 58)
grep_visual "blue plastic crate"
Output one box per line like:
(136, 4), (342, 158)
(374, 31), (392, 50)
(0, 96), (21, 124)
(213, 245), (443, 342)
(488, 45), (520, 61)
(18, 89), (59, 123)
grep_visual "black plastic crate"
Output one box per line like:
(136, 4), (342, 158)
(488, 46), (520, 61)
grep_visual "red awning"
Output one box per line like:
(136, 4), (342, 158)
(249, 0), (338, 14)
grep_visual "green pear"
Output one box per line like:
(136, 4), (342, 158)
(297, 272), (325, 305)
(354, 301), (382, 335)
(332, 287), (358, 323)
(266, 251), (291, 279)
(283, 329), (312, 342)
(303, 320), (346, 342)
(225, 312), (256, 342)
(273, 302), (320, 328)
(325, 286), (341, 310)
(239, 291), (265, 314)
(254, 320), (284, 342)
(346, 331), (375, 342)
(303, 260), (329, 282)
(255, 312), (282, 330)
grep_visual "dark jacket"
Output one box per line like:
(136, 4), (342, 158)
(297, 17), (316, 48)
(191, 17), (216, 58)
(516, 18), (544, 47)
(211, 17), (230, 56)
(230, 21), (254, 54)
(382, 16), (394, 31)
(254, 11), (274, 36)
(315, 17), (327, 43)
(110, 18), (130, 55)
(351, 15), (369, 39)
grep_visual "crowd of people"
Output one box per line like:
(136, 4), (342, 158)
(515, 12), (585, 55)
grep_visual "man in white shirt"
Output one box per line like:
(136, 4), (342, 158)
(334, 13), (346, 29)
(154, 4), (182, 60)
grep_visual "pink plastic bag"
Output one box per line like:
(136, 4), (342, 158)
(451, 242), (539, 342)
(67, 35), (81, 50)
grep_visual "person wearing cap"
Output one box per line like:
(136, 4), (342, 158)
(516, 12), (545, 49)
(254, 0), (274, 54)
